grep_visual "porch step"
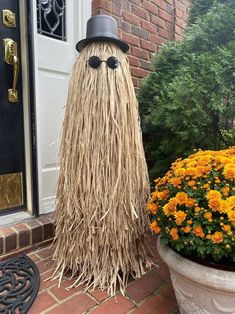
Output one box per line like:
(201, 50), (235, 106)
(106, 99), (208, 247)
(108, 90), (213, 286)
(0, 213), (54, 260)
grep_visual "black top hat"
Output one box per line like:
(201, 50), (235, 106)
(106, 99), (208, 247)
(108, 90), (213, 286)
(76, 14), (129, 53)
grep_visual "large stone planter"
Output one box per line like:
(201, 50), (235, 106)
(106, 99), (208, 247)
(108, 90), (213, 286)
(157, 238), (235, 314)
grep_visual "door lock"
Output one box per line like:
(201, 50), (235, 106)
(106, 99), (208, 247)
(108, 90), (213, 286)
(2, 9), (16, 28)
(3, 38), (19, 103)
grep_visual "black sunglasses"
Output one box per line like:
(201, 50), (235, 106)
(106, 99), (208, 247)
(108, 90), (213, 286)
(87, 56), (120, 69)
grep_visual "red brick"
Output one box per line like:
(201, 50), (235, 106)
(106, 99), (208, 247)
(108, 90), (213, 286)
(92, 0), (102, 11)
(28, 291), (57, 314)
(159, 282), (177, 304)
(132, 77), (140, 88)
(176, 17), (187, 29)
(142, 1), (159, 16)
(19, 230), (30, 248)
(150, 14), (166, 28)
(36, 246), (54, 259)
(25, 220), (41, 231)
(131, 67), (149, 78)
(88, 289), (109, 302)
(28, 252), (42, 263)
(165, 21), (173, 33)
(31, 225), (43, 244)
(123, 11), (140, 26)
(122, 1), (131, 12)
(175, 8), (183, 18)
(152, 0), (165, 10)
(132, 47), (149, 60)
(175, 1), (187, 12)
(90, 294), (134, 314)
(141, 40), (156, 52)
(141, 20), (157, 34)
(50, 279), (83, 300)
(5, 233), (17, 252)
(37, 257), (54, 274)
(159, 28), (172, 40)
(39, 270), (57, 292)
(128, 55), (139, 67)
(131, 4), (150, 20)
(0, 237), (3, 255)
(103, 0), (112, 13)
(122, 21), (131, 33)
(158, 8), (172, 22)
(131, 26), (148, 40)
(158, 262), (171, 281)
(141, 60), (153, 71)
(129, 0), (143, 5)
(47, 293), (96, 314)
(112, 3), (122, 16)
(149, 34), (166, 45)
(37, 215), (52, 225)
(122, 32), (140, 47)
(43, 222), (54, 240)
(175, 24), (184, 36)
(126, 270), (164, 302)
(0, 227), (15, 236)
(133, 294), (176, 314)
(12, 223), (29, 232)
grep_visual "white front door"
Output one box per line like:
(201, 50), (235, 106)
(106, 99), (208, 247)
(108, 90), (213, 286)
(33, 0), (91, 214)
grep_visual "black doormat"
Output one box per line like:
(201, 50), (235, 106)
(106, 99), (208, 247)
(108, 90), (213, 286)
(0, 254), (40, 314)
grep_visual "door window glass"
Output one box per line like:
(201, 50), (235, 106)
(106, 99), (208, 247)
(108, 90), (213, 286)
(37, 0), (66, 41)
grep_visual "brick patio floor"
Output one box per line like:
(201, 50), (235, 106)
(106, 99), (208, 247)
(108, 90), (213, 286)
(27, 236), (179, 314)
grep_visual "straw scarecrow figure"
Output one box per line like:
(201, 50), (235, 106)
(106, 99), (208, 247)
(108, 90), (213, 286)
(53, 15), (152, 295)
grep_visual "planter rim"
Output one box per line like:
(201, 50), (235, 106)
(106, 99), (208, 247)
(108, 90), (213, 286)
(157, 237), (235, 292)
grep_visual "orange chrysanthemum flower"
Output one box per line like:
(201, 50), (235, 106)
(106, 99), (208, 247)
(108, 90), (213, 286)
(170, 227), (179, 240)
(208, 198), (222, 211)
(222, 225), (231, 233)
(223, 165), (235, 180)
(184, 225), (191, 233)
(146, 201), (158, 214)
(193, 226), (205, 238)
(175, 192), (188, 204)
(185, 197), (195, 207)
(204, 212), (212, 221)
(174, 210), (187, 225)
(211, 232), (223, 243)
(150, 220), (161, 233)
(170, 177), (182, 187)
(227, 210), (235, 223)
(206, 190), (222, 200)
(163, 198), (177, 216)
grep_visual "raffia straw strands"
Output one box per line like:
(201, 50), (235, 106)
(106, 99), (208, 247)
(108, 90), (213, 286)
(52, 42), (152, 296)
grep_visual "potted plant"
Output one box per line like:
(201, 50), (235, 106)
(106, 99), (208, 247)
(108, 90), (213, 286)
(147, 147), (235, 314)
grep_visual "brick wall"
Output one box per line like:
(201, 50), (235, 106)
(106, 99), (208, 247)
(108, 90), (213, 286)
(92, 0), (191, 88)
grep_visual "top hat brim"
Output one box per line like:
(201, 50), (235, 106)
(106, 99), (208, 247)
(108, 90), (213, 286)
(76, 36), (129, 53)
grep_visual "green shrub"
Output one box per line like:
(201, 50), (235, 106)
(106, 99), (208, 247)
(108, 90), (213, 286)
(139, 3), (235, 183)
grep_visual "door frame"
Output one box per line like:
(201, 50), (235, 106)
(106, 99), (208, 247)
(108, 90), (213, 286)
(0, 0), (37, 219)
(23, 0), (40, 216)
(0, 0), (92, 218)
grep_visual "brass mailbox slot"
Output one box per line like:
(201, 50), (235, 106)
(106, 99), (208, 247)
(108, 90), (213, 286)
(0, 172), (23, 210)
